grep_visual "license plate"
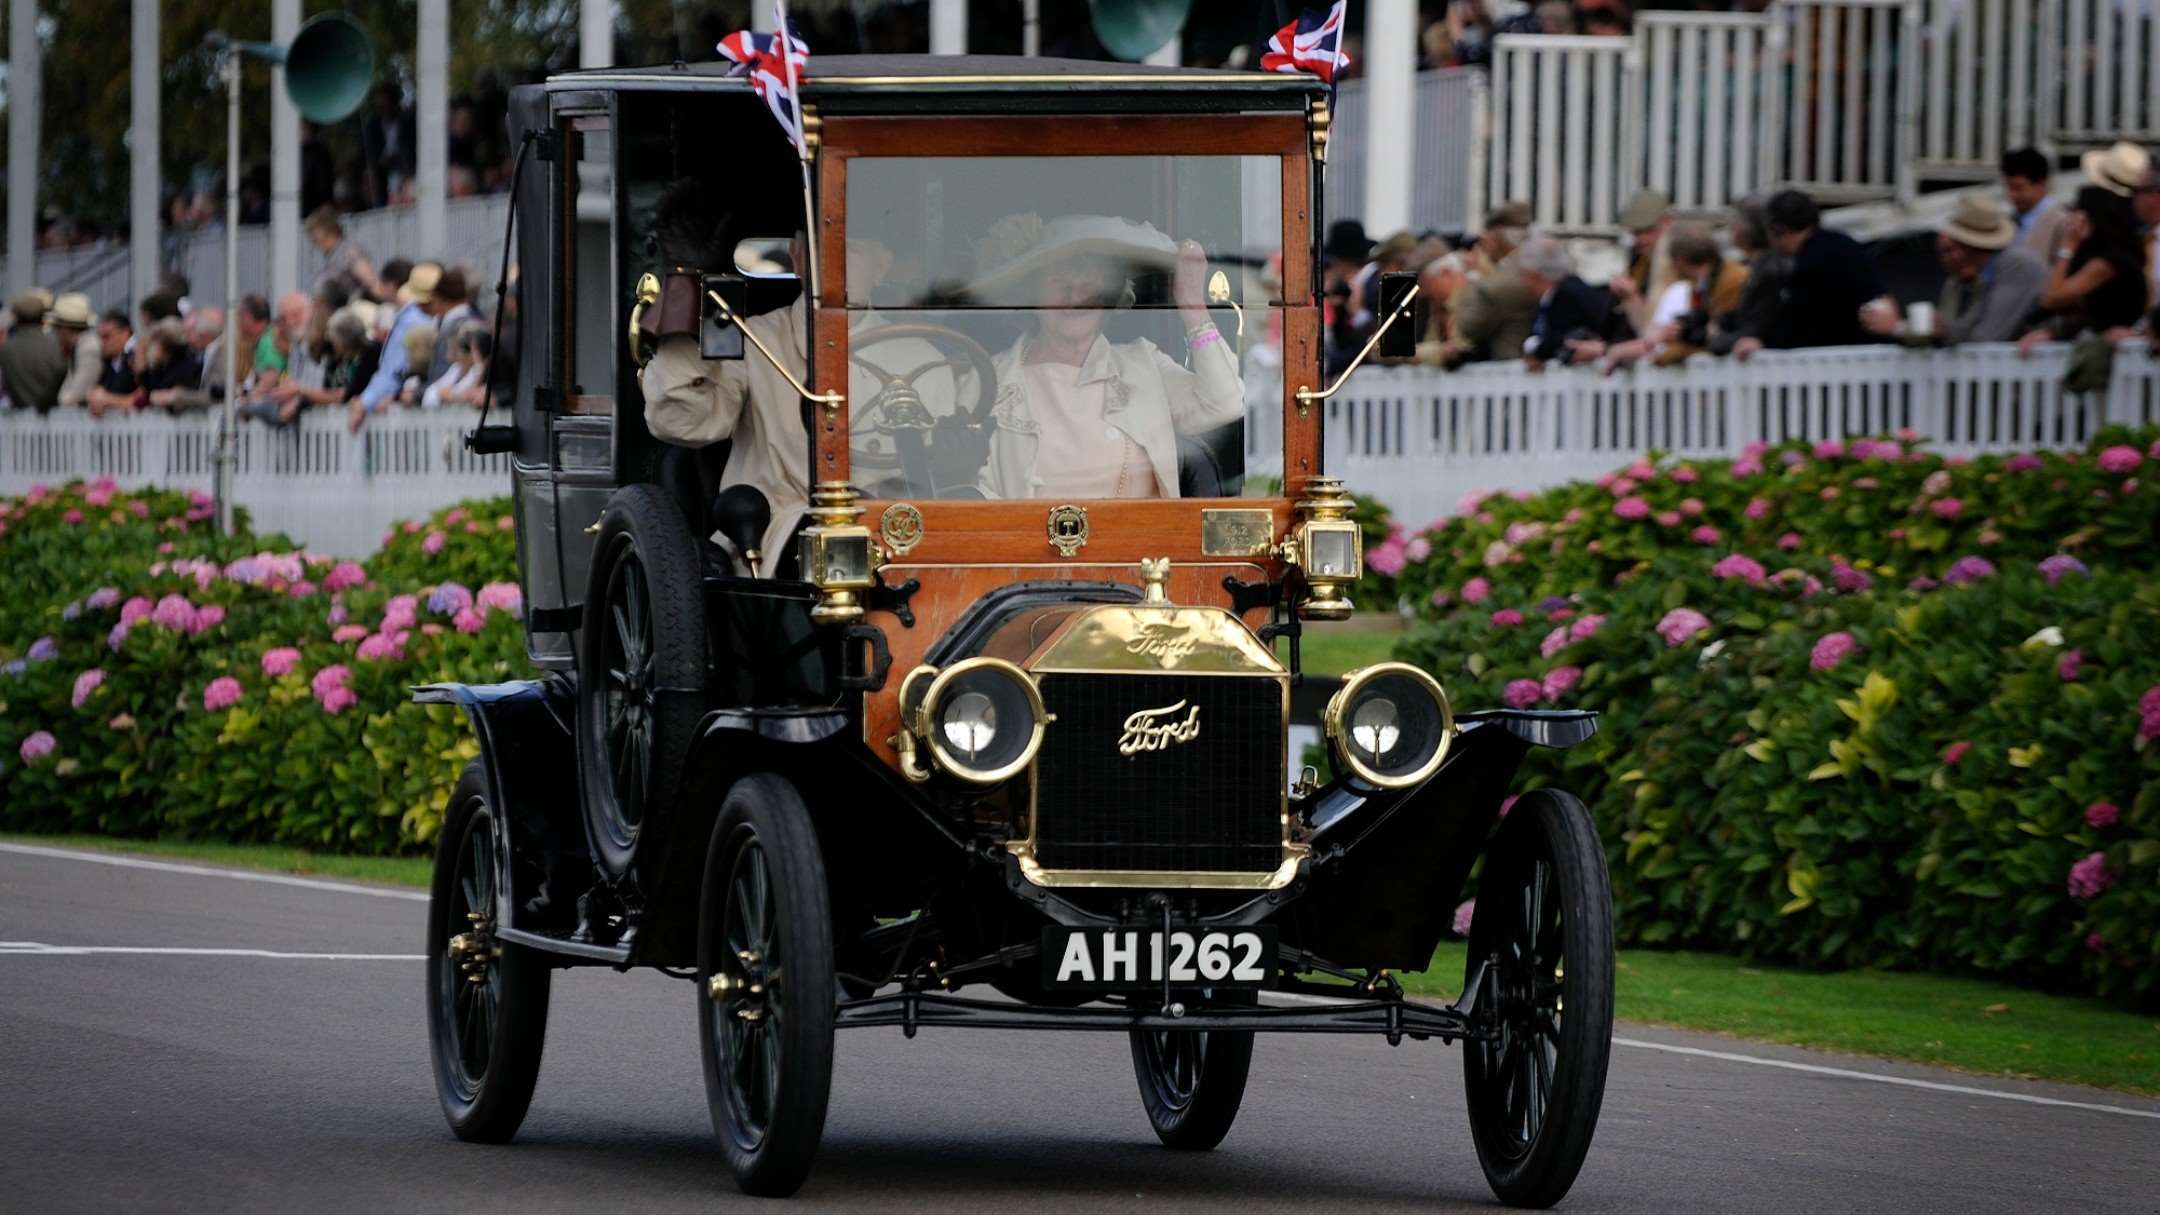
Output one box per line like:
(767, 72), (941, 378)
(1041, 926), (1277, 991)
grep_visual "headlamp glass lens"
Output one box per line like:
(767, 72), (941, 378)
(1350, 696), (1401, 758)
(940, 690), (998, 759)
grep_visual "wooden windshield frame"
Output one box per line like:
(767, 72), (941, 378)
(811, 112), (1317, 566)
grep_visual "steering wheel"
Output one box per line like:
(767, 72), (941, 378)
(849, 323), (1001, 498)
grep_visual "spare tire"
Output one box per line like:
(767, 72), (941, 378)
(575, 482), (708, 886)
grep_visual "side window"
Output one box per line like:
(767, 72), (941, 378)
(568, 118), (614, 410)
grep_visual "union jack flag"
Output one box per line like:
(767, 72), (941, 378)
(1260, 2), (1351, 86)
(716, 3), (810, 152)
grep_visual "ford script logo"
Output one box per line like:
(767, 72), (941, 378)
(1118, 699), (1202, 756)
(1124, 621), (1198, 667)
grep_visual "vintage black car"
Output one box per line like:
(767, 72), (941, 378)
(418, 53), (1613, 1208)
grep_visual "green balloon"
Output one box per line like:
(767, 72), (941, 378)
(283, 13), (375, 124)
(1089, 0), (1193, 62)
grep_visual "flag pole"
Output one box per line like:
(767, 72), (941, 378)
(775, 0), (820, 304)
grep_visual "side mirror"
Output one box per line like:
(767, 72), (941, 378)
(1377, 271), (1420, 361)
(465, 424), (518, 455)
(701, 274), (751, 360)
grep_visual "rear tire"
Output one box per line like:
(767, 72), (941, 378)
(697, 773), (836, 1197)
(1463, 788), (1614, 1208)
(427, 760), (551, 1143)
(1129, 993), (1256, 1150)
(574, 483), (707, 886)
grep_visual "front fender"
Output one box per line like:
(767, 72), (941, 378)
(1281, 709), (1597, 971)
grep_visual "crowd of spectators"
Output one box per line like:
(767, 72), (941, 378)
(0, 206), (501, 433)
(1323, 141), (2160, 382)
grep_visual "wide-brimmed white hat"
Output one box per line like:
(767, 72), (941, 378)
(1940, 196), (2015, 251)
(2081, 141), (2150, 196)
(967, 213), (1179, 307)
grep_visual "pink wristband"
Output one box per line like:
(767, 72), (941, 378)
(1186, 326), (1223, 352)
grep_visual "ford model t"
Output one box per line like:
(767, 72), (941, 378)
(420, 52), (1613, 1208)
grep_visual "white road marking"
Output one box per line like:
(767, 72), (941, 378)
(1266, 990), (2160, 1121)
(0, 842), (428, 902)
(0, 941), (422, 961)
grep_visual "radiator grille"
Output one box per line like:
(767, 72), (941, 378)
(1032, 672), (1285, 874)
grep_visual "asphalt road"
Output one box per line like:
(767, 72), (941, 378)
(1, 842), (2154, 1214)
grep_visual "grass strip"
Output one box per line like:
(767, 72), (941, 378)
(1399, 941), (2160, 1096)
(0, 833), (430, 888)
(10, 833), (2154, 1094)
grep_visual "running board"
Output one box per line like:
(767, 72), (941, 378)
(834, 990), (1489, 1043)
(495, 925), (633, 965)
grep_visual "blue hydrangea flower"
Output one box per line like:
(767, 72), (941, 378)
(26, 636), (59, 663)
(61, 601), (82, 621)
(1, 658), (26, 678)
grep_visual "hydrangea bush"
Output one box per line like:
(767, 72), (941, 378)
(1368, 429), (2160, 1006)
(1, 490), (528, 852)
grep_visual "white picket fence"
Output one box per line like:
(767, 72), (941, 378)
(0, 410), (510, 556)
(1250, 343), (2159, 528)
(1326, 67), (1486, 236)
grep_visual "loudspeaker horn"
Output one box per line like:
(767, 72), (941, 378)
(280, 14), (376, 124)
(1089, 0), (1194, 61)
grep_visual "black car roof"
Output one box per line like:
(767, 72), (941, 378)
(549, 53), (1322, 108)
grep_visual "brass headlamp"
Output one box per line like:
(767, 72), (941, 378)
(798, 481), (877, 626)
(1287, 475), (1361, 622)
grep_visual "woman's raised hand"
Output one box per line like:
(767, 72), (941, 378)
(1173, 240), (1210, 315)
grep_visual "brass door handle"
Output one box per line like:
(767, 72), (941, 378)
(628, 272), (659, 366)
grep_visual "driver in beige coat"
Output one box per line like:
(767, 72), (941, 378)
(642, 239), (960, 574)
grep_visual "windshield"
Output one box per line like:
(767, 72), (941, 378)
(842, 155), (1284, 502)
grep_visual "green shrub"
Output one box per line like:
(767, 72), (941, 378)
(1369, 430), (2160, 1006)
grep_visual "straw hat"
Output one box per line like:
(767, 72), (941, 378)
(1618, 188), (1671, 232)
(1940, 196), (2015, 251)
(48, 293), (93, 329)
(402, 261), (443, 305)
(967, 213), (1180, 307)
(2081, 141), (2150, 196)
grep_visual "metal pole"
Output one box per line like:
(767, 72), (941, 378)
(1362, 0), (1417, 235)
(580, 0), (612, 68)
(271, 0), (300, 297)
(217, 53), (241, 535)
(131, 0), (159, 306)
(416, 0), (448, 254)
(7, 0), (40, 297)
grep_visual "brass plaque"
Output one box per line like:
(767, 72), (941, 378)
(880, 502), (924, 558)
(1046, 504), (1089, 558)
(1200, 508), (1275, 557)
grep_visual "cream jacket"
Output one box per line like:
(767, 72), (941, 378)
(640, 303), (957, 575)
(978, 330), (1243, 500)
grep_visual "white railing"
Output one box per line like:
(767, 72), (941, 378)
(1489, 34), (1633, 232)
(1247, 343), (2159, 526)
(2054, 0), (2160, 146)
(1770, 0), (1922, 205)
(1918, 0), (2050, 178)
(0, 410), (511, 556)
(1328, 67), (1486, 235)
(1632, 13), (1779, 213)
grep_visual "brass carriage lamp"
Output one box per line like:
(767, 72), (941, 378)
(1290, 475), (1361, 622)
(799, 481), (877, 626)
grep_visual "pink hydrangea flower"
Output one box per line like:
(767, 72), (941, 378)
(1366, 539), (1407, 576)
(1942, 740), (1971, 765)
(1503, 678), (1545, 709)
(1813, 439), (1845, 459)
(1810, 631), (1859, 671)
(1922, 470), (1953, 496)
(1568, 613), (1605, 642)
(1743, 498), (1770, 520)
(261, 647), (303, 678)
(188, 604), (225, 635)
(477, 582), (523, 616)
(1626, 459), (1655, 480)
(332, 624), (369, 644)
(2084, 802), (2120, 829)
(61, 508), (85, 525)
(107, 622), (130, 651)
(202, 676), (243, 712)
(1453, 899), (1477, 937)
(324, 561), (367, 592)
(1655, 510), (1683, 528)
(496, 516), (514, 531)
(444, 508), (467, 526)
(84, 486), (113, 508)
(421, 530), (448, 555)
(1458, 489), (1491, 513)
(1944, 555), (1996, 585)
(1831, 563), (1872, 593)
(1656, 607), (1712, 648)
(1405, 535), (1432, 562)
(1671, 465), (1699, 483)
(1775, 532), (1802, 551)
(2057, 649), (2084, 682)
(402, 520), (423, 534)
(2096, 444), (2142, 474)
(2037, 554), (2088, 585)
(2085, 931), (2106, 953)
(1732, 457), (1763, 478)
(71, 668), (105, 708)
(1540, 626), (1570, 659)
(2066, 852), (2111, 899)
(1930, 497), (1963, 519)
(319, 686), (357, 715)
(1489, 608), (1524, 628)
(1690, 525), (1722, 545)
(381, 594), (420, 633)
(355, 633), (405, 662)
(129, 499), (150, 519)
(19, 730), (56, 762)
(1711, 553), (1768, 584)
(1613, 496), (1651, 520)
(2004, 453), (2042, 473)
(152, 594), (195, 632)
(453, 607), (487, 633)
(1541, 666), (1582, 701)
(1819, 486), (1840, 502)
(1460, 577), (1491, 605)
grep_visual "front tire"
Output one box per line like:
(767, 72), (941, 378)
(697, 773), (836, 1197)
(1129, 994), (1256, 1150)
(1463, 788), (1614, 1209)
(426, 760), (551, 1142)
